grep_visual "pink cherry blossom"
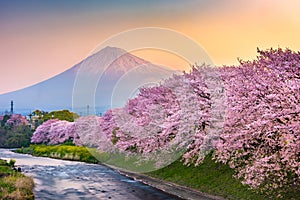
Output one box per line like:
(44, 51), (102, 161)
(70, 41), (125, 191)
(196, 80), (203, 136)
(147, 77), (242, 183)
(30, 48), (299, 192)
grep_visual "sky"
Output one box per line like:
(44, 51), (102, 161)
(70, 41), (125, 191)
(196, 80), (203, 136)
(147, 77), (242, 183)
(0, 0), (300, 94)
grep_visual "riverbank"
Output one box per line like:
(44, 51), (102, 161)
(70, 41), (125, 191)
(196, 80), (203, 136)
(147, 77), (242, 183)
(112, 159), (266, 200)
(0, 158), (34, 200)
(111, 165), (225, 200)
(15, 145), (299, 200)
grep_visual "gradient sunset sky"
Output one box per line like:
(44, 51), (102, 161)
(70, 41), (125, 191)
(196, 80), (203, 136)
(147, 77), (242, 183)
(1, 0), (300, 94)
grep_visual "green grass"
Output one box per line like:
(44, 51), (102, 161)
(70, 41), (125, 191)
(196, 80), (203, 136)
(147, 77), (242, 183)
(0, 159), (34, 200)
(15, 144), (99, 163)
(146, 153), (262, 200)
(146, 153), (299, 200)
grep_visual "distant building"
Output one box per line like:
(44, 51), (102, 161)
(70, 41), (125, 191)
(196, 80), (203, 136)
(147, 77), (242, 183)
(10, 100), (14, 115)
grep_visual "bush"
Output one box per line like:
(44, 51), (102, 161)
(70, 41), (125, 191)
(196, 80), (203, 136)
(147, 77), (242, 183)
(8, 159), (16, 167)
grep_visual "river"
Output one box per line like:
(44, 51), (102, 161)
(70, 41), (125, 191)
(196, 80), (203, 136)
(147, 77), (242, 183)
(0, 149), (184, 200)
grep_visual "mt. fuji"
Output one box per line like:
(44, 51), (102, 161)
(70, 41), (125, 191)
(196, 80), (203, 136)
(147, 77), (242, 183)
(0, 47), (176, 115)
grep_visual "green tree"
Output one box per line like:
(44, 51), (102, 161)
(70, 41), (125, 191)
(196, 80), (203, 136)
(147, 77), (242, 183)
(0, 115), (10, 127)
(42, 110), (79, 122)
(0, 125), (33, 148)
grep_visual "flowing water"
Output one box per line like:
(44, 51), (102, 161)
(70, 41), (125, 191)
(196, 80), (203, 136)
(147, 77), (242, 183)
(0, 149), (183, 200)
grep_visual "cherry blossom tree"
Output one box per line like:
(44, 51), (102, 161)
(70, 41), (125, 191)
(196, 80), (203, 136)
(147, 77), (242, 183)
(31, 119), (79, 145)
(31, 119), (59, 144)
(5, 114), (28, 126)
(214, 48), (300, 191)
(30, 48), (299, 192)
(89, 65), (224, 170)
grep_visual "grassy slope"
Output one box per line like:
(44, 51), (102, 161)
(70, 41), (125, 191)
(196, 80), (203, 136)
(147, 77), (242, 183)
(16, 144), (99, 164)
(0, 159), (34, 200)
(16, 145), (299, 200)
(146, 154), (266, 200)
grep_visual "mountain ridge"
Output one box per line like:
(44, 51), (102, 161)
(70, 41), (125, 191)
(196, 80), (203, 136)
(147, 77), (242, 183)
(0, 46), (175, 115)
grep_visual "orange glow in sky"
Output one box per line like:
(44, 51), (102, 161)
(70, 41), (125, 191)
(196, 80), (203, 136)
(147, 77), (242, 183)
(0, 0), (300, 94)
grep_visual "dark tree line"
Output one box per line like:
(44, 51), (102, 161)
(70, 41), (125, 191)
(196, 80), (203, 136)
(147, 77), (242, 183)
(0, 115), (33, 148)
